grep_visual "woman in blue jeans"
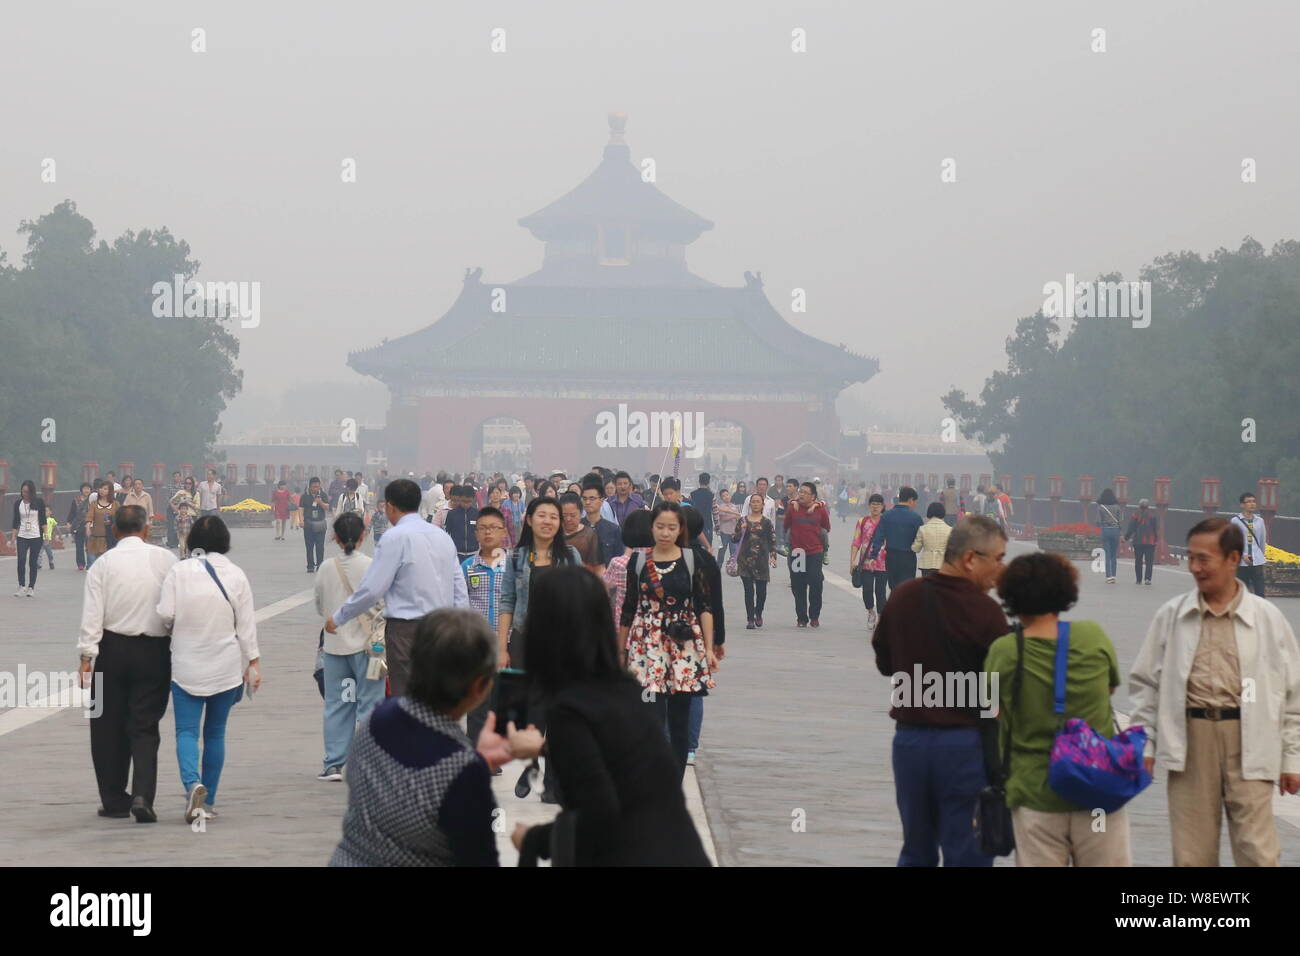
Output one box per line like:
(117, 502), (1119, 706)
(1096, 489), (1123, 584)
(313, 513), (386, 781)
(155, 516), (261, 823)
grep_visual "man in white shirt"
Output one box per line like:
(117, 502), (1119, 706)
(1129, 516), (1300, 866)
(1230, 492), (1268, 597)
(76, 505), (177, 823)
(198, 469), (224, 516)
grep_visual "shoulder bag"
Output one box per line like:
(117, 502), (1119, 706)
(334, 558), (387, 681)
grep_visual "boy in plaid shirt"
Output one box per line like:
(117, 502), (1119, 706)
(460, 506), (509, 752)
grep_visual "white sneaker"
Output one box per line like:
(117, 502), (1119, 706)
(184, 782), (208, 823)
(24, 587), (33, 597)
(867, 609), (878, 628)
(13, 587), (25, 597)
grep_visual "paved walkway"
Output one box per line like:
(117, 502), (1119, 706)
(0, 526), (1296, 865)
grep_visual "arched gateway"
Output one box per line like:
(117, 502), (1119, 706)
(348, 115), (879, 479)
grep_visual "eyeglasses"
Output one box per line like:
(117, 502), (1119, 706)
(972, 549), (1006, 563)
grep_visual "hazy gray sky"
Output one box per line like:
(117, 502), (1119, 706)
(3, 0), (1297, 437)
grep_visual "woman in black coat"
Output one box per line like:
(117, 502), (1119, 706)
(512, 565), (710, 867)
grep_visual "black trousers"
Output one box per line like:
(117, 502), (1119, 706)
(89, 631), (171, 811)
(74, 527), (87, 568)
(1133, 544), (1155, 582)
(304, 525), (326, 569)
(741, 576), (768, 619)
(383, 617), (420, 696)
(16, 537), (41, 588)
(649, 692), (694, 780)
(860, 569), (888, 612)
(166, 511), (178, 549)
(788, 554), (824, 623)
(1237, 564), (1266, 597)
(885, 551), (917, 595)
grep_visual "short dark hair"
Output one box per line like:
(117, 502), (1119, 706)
(659, 477), (681, 492)
(346, 478), (358, 492)
(1187, 516), (1244, 558)
(113, 504), (149, 537)
(80, 482), (92, 493)
(384, 478), (421, 513)
(614, 471), (631, 483)
(698, 472), (711, 485)
(408, 609), (497, 712)
(926, 501), (946, 519)
(1240, 492), (1257, 504)
(946, 477), (956, 487)
(476, 506), (505, 526)
(622, 509), (654, 548)
(683, 503), (704, 539)
(755, 477), (768, 485)
(308, 476), (321, 487)
(868, 493), (884, 504)
(508, 486), (521, 498)
(580, 476), (604, 495)
(801, 481), (818, 497)
(186, 514), (230, 553)
(899, 485), (919, 502)
(558, 491), (582, 512)
(997, 552), (1079, 617)
(523, 566), (631, 693)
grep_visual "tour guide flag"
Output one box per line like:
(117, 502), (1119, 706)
(671, 417), (683, 479)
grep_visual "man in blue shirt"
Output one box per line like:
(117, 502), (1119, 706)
(326, 478), (469, 695)
(868, 486), (924, 595)
(602, 471), (645, 526)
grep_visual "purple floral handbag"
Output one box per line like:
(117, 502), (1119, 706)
(1045, 622), (1152, 813)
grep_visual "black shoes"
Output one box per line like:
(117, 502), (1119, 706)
(746, 619), (756, 630)
(97, 807), (130, 819)
(515, 760), (539, 798)
(130, 796), (157, 824)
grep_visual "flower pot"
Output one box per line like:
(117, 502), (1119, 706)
(1037, 531), (1101, 562)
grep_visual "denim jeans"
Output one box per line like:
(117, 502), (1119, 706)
(688, 696), (703, 752)
(891, 724), (993, 867)
(304, 525), (326, 569)
(1101, 526), (1121, 578)
(171, 682), (241, 805)
(322, 651), (386, 769)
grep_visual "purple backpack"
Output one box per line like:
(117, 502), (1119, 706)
(1044, 622), (1152, 813)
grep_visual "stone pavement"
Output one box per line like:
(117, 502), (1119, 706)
(1, 525), (1296, 865)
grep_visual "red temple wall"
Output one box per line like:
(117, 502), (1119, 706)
(400, 395), (837, 479)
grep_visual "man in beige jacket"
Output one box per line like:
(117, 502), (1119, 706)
(1129, 517), (1300, 866)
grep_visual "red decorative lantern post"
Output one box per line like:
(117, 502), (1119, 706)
(119, 462), (136, 484)
(226, 463), (239, 487)
(280, 464), (290, 483)
(293, 464), (304, 482)
(151, 462), (165, 486)
(246, 464), (258, 485)
(1257, 478), (1279, 537)
(0, 460), (10, 555)
(82, 461), (99, 486)
(1022, 474), (1037, 538)
(927, 473), (939, 493)
(1048, 474), (1063, 527)
(40, 460), (57, 498)
(959, 473), (971, 495)
(1199, 477), (1221, 516)
(1114, 476), (1131, 558)
(1154, 477), (1172, 565)
(1078, 476), (1095, 526)
(979, 473), (992, 491)
(180, 462), (194, 481)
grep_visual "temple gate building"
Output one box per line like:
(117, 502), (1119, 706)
(349, 115), (879, 478)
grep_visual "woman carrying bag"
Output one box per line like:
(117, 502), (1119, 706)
(734, 493), (777, 629)
(983, 552), (1141, 866)
(313, 512), (386, 782)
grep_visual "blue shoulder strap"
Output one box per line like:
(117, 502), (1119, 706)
(1052, 620), (1070, 715)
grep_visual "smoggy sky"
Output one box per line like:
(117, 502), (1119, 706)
(3, 0), (1297, 439)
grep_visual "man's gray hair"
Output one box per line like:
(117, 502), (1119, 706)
(408, 609), (498, 713)
(943, 515), (1006, 564)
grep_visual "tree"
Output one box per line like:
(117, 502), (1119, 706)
(0, 201), (242, 492)
(942, 238), (1300, 508)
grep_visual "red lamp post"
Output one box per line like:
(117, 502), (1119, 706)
(1048, 474), (1063, 527)
(959, 473), (971, 495)
(979, 473), (992, 491)
(1114, 476), (1131, 558)
(280, 464), (290, 483)
(226, 463), (239, 487)
(151, 462), (165, 486)
(180, 462), (194, 481)
(928, 473), (939, 492)
(1154, 477), (1172, 564)
(246, 464), (258, 485)
(82, 461), (99, 486)
(119, 462), (135, 484)
(293, 464), (304, 482)
(1022, 474), (1037, 538)
(1078, 476), (1095, 526)
(1258, 478), (1279, 537)
(1199, 477), (1221, 516)
(40, 460), (57, 498)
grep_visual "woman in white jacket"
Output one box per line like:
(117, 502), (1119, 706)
(314, 512), (385, 782)
(911, 502), (953, 577)
(155, 515), (261, 823)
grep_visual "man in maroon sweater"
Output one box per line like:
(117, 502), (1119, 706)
(784, 482), (832, 628)
(871, 515), (1009, 866)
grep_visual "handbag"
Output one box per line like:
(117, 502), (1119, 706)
(923, 579), (1020, 856)
(333, 558), (387, 680)
(725, 522), (747, 577)
(1045, 622), (1152, 813)
(850, 567), (862, 588)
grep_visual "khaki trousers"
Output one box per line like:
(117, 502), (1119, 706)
(1012, 806), (1131, 866)
(1167, 717), (1280, 866)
